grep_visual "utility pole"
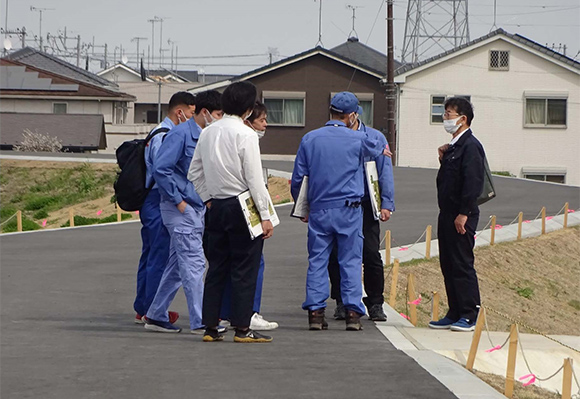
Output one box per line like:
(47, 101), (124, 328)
(76, 34), (80, 67)
(314, 0), (323, 47)
(159, 17), (164, 68)
(30, 6), (54, 51)
(132, 37), (147, 69)
(386, 0), (396, 163)
(147, 16), (160, 69)
(157, 81), (162, 123)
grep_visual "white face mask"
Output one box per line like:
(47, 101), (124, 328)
(443, 116), (462, 134)
(202, 110), (218, 126)
(177, 110), (189, 124)
(255, 130), (265, 139)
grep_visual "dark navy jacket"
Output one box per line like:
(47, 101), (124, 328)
(436, 129), (485, 216)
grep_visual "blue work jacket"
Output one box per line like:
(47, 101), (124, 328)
(153, 118), (204, 209)
(145, 117), (175, 189)
(291, 120), (384, 212)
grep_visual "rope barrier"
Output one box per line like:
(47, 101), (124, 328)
(482, 305), (580, 354)
(0, 212), (18, 226)
(392, 229), (428, 258)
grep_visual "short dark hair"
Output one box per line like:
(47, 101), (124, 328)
(221, 81), (257, 117)
(194, 90), (222, 115)
(444, 97), (474, 126)
(248, 101), (267, 122)
(168, 91), (195, 111)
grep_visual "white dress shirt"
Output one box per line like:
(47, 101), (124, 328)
(188, 114), (270, 220)
(449, 128), (469, 145)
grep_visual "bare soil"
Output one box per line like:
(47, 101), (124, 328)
(386, 227), (580, 335)
(474, 370), (561, 399)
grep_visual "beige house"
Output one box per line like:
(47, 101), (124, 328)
(393, 29), (580, 186)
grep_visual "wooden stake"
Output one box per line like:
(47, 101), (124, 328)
(564, 202), (569, 228)
(388, 259), (399, 307)
(117, 204), (122, 222)
(431, 291), (440, 322)
(517, 212), (523, 240)
(385, 230), (391, 266)
(562, 358), (573, 399)
(69, 209), (74, 227)
(16, 210), (22, 232)
(490, 215), (497, 246)
(425, 225), (432, 259)
(466, 307), (486, 371)
(504, 324), (518, 398)
(407, 273), (418, 326)
(541, 206), (546, 235)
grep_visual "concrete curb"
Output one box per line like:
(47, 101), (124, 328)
(375, 303), (505, 398)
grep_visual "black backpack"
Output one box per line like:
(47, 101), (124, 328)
(114, 127), (170, 211)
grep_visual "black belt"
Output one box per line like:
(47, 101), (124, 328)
(345, 200), (361, 208)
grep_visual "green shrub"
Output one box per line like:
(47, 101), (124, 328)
(23, 194), (59, 211)
(516, 287), (534, 299)
(1, 206), (18, 219)
(1, 215), (41, 233)
(33, 209), (49, 219)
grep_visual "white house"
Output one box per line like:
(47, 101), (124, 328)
(394, 29), (580, 186)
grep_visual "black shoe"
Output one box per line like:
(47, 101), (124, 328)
(202, 328), (224, 342)
(333, 302), (346, 320)
(368, 304), (387, 322)
(308, 309), (329, 330)
(346, 310), (363, 331)
(234, 328), (273, 343)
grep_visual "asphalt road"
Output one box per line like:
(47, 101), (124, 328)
(1, 218), (457, 399)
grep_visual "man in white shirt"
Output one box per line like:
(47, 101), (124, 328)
(188, 81), (274, 343)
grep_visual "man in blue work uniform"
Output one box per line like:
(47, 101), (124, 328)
(328, 106), (395, 322)
(133, 91), (195, 325)
(291, 92), (390, 331)
(144, 90), (223, 334)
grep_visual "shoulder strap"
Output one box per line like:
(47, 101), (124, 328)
(144, 127), (171, 144)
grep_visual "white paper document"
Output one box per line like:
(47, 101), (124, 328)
(290, 176), (309, 219)
(237, 190), (280, 240)
(364, 161), (381, 221)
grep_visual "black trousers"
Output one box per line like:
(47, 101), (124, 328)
(328, 200), (384, 309)
(437, 211), (481, 322)
(202, 197), (263, 329)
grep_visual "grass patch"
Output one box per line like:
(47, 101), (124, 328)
(568, 299), (580, 311)
(474, 370), (560, 399)
(33, 209), (49, 219)
(516, 286), (534, 299)
(491, 171), (514, 177)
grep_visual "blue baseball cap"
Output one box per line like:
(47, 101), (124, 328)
(330, 92), (359, 114)
(356, 105), (363, 115)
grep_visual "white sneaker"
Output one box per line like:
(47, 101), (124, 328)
(219, 320), (231, 328)
(250, 313), (279, 330)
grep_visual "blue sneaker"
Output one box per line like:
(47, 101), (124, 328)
(144, 317), (182, 333)
(450, 318), (476, 332)
(428, 317), (457, 329)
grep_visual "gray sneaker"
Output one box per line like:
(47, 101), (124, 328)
(368, 304), (387, 322)
(333, 302), (346, 320)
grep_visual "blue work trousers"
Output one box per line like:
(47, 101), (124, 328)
(303, 206), (366, 315)
(146, 201), (206, 330)
(220, 254), (265, 320)
(133, 189), (170, 316)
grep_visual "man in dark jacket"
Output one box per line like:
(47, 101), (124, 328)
(429, 97), (484, 332)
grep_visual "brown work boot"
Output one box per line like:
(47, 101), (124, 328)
(308, 309), (328, 330)
(345, 310), (363, 331)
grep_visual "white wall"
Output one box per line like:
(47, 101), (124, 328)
(397, 37), (580, 186)
(0, 98), (116, 124)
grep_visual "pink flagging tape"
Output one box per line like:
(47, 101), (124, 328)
(546, 216), (554, 221)
(42, 219), (47, 227)
(399, 313), (410, 320)
(519, 374), (536, 386)
(96, 209), (103, 216)
(398, 247), (409, 251)
(408, 295), (422, 305)
(485, 345), (501, 353)
(494, 224), (503, 230)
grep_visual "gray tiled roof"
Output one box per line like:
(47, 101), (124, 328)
(6, 47), (119, 89)
(330, 37), (402, 75)
(0, 112), (106, 150)
(395, 28), (580, 76)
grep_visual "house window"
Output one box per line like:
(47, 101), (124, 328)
(431, 95), (471, 124)
(53, 103), (68, 114)
(262, 91), (305, 126)
(524, 93), (567, 127)
(489, 50), (509, 71)
(522, 167), (566, 184)
(114, 102), (128, 124)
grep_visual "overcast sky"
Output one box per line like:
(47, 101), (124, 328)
(2, 0), (579, 74)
